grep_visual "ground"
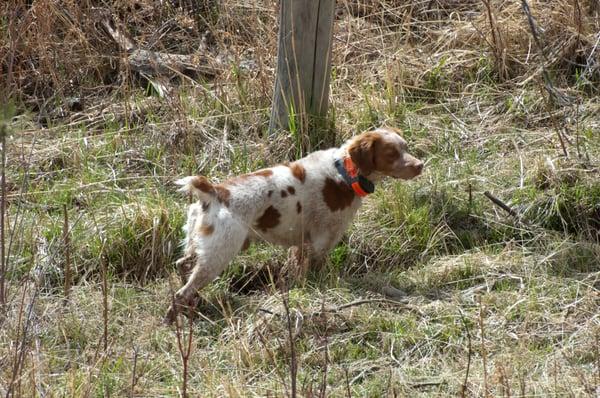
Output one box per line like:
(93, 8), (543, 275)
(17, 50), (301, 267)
(1, 0), (599, 396)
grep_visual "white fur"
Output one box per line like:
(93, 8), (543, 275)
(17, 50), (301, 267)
(165, 128), (423, 323)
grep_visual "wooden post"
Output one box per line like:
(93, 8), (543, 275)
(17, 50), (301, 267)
(269, 0), (335, 141)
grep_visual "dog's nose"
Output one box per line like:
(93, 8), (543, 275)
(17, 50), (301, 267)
(414, 161), (424, 173)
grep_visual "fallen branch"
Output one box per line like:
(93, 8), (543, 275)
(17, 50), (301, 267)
(483, 191), (520, 219)
(408, 380), (447, 388)
(96, 12), (221, 96)
(459, 309), (473, 398)
(259, 297), (422, 319)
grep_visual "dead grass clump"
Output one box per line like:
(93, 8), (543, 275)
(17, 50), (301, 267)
(1, 0), (276, 122)
(340, 0), (481, 28)
(335, 0), (600, 101)
(523, 188), (600, 242)
(452, 0), (600, 85)
(89, 201), (182, 282)
(1, 1), (116, 114)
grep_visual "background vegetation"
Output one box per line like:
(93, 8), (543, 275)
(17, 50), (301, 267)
(1, 0), (599, 396)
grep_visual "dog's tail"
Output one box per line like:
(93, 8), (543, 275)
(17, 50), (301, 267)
(175, 176), (220, 202)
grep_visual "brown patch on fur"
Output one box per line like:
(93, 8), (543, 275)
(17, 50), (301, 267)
(287, 186), (295, 195)
(296, 201), (302, 213)
(252, 169), (273, 178)
(373, 140), (400, 174)
(322, 177), (355, 211)
(347, 132), (379, 175)
(281, 190), (288, 198)
(255, 206), (281, 231)
(289, 162), (306, 183)
(191, 176), (215, 193)
(227, 168), (273, 185)
(199, 224), (214, 235)
(214, 185), (231, 206)
(268, 190), (273, 197)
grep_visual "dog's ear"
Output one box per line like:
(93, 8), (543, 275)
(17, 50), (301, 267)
(348, 132), (379, 175)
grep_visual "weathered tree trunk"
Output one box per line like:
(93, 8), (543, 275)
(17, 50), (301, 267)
(269, 0), (335, 140)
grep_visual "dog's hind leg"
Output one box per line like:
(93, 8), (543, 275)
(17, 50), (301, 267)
(165, 215), (247, 324)
(175, 254), (196, 285)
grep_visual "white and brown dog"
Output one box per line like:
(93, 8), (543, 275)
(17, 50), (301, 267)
(165, 127), (424, 323)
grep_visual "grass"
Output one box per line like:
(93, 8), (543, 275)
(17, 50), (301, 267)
(1, 0), (600, 396)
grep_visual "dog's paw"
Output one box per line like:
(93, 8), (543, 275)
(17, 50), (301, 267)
(163, 292), (200, 326)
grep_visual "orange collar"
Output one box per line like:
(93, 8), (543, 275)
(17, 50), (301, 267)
(334, 157), (375, 197)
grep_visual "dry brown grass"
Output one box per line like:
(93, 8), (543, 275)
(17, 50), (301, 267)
(1, 0), (599, 396)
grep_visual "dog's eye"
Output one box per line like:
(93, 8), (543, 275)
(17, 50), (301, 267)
(385, 148), (399, 162)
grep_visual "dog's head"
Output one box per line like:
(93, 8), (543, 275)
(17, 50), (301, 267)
(347, 127), (424, 180)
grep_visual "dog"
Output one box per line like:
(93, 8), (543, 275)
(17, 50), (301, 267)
(165, 127), (424, 324)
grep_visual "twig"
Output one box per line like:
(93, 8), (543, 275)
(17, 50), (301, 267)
(321, 298), (411, 314)
(483, 191), (519, 219)
(8, 278), (41, 398)
(175, 305), (194, 398)
(318, 300), (329, 398)
(478, 295), (489, 398)
(282, 292), (298, 398)
(481, 0), (507, 80)
(62, 204), (71, 302)
(259, 298), (419, 319)
(0, 122), (6, 308)
(7, 282), (29, 397)
(408, 380), (446, 388)
(101, 253), (109, 353)
(594, 329), (600, 394)
(344, 367), (352, 398)
(130, 346), (139, 398)
(459, 309), (472, 398)
(520, 0), (570, 157)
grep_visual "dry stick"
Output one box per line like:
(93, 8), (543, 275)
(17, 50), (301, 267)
(344, 367), (352, 398)
(520, 0), (569, 157)
(408, 381), (446, 388)
(143, 216), (158, 286)
(7, 282), (28, 397)
(573, 0), (583, 37)
(318, 300), (329, 398)
(260, 298), (419, 319)
(459, 309), (473, 398)
(130, 347), (139, 398)
(539, 85), (570, 159)
(62, 204), (71, 302)
(313, 298), (415, 317)
(478, 295), (490, 398)
(553, 353), (559, 396)
(384, 369), (393, 395)
(595, 329), (600, 389)
(595, 330), (600, 397)
(282, 293), (298, 398)
(175, 305), (194, 398)
(8, 278), (40, 398)
(483, 191), (520, 219)
(0, 123), (6, 308)
(101, 254), (109, 353)
(497, 364), (511, 398)
(481, 0), (506, 81)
